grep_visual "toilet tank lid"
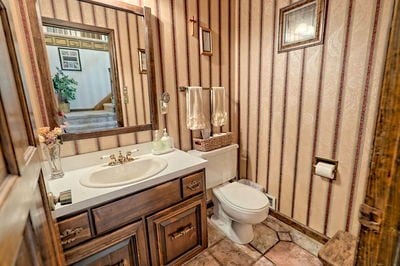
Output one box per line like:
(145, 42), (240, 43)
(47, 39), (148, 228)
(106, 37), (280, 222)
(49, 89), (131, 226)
(187, 144), (239, 159)
(217, 182), (269, 210)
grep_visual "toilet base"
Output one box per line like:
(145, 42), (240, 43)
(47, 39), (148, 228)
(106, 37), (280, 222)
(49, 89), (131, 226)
(210, 214), (255, 245)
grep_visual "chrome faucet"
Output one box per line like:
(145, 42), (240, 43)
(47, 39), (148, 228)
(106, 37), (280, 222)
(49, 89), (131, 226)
(101, 149), (138, 166)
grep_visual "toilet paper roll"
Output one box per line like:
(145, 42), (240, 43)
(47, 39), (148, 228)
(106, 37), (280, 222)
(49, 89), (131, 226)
(315, 162), (336, 179)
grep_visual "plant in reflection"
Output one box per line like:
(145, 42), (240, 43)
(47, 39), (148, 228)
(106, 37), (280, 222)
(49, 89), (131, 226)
(52, 67), (78, 113)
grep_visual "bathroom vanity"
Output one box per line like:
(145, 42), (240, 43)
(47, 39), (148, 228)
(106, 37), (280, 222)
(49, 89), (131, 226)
(47, 146), (208, 265)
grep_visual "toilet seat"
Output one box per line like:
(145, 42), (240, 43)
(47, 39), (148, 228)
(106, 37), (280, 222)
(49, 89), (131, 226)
(215, 182), (269, 212)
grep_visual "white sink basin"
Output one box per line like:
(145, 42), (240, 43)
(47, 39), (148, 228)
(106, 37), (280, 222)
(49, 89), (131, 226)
(80, 156), (168, 188)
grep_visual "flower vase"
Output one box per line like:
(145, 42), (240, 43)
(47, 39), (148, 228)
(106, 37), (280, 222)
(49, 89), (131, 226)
(45, 143), (64, 179)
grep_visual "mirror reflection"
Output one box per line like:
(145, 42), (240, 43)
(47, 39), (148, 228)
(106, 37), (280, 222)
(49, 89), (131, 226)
(44, 25), (118, 133)
(39, 0), (153, 136)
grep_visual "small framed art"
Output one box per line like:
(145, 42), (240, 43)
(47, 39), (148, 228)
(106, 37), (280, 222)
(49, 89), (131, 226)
(58, 48), (82, 71)
(199, 27), (212, 56)
(278, 0), (327, 53)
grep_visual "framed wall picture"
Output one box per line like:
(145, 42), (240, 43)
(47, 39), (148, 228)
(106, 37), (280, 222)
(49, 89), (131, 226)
(58, 48), (82, 71)
(138, 48), (147, 74)
(278, 0), (327, 53)
(199, 27), (212, 56)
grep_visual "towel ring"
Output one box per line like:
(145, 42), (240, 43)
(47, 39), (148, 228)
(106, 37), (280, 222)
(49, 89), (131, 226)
(161, 92), (170, 103)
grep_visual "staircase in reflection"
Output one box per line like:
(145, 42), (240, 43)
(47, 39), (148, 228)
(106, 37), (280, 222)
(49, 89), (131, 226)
(64, 110), (118, 133)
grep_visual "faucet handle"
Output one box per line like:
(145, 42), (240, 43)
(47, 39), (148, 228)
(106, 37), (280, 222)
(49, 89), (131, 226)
(100, 154), (118, 166)
(109, 154), (118, 165)
(100, 154), (116, 160)
(125, 149), (138, 161)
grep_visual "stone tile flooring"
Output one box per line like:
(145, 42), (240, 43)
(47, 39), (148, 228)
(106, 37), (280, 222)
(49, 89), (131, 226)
(184, 216), (323, 266)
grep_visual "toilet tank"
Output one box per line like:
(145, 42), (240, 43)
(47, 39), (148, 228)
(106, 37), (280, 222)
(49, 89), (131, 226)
(188, 144), (238, 189)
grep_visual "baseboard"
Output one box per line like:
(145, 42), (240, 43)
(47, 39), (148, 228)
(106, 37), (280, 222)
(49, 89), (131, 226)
(269, 210), (330, 244)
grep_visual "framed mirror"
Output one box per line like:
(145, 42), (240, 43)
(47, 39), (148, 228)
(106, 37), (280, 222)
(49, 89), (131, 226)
(33, 0), (158, 140)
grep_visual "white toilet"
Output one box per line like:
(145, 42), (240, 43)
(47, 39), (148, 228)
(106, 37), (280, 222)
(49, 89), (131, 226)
(188, 144), (270, 244)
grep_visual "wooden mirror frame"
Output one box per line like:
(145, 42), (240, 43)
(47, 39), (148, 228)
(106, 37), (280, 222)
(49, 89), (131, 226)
(30, 0), (158, 141)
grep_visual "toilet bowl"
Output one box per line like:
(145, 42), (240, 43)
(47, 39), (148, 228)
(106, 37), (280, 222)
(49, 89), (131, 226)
(211, 181), (269, 244)
(188, 144), (270, 244)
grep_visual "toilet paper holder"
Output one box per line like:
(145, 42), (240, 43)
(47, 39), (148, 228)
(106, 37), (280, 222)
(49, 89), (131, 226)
(313, 157), (338, 180)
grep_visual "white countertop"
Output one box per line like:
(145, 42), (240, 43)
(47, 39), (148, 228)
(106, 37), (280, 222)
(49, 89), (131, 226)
(46, 144), (207, 218)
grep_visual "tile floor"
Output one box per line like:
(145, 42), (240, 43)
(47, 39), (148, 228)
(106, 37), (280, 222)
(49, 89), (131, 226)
(184, 216), (323, 266)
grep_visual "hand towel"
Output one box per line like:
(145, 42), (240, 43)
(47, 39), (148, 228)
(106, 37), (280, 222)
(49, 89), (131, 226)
(211, 87), (227, 127)
(186, 86), (206, 130)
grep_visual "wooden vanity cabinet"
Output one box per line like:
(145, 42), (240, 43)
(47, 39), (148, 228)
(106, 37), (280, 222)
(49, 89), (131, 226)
(57, 170), (206, 265)
(147, 195), (207, 265)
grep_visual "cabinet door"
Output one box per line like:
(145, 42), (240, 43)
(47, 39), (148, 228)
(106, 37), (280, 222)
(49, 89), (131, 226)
(65, 220), (148, 266)
(147, 195), (207, 265)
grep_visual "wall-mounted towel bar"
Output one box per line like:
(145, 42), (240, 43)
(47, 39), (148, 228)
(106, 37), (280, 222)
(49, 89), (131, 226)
(178, 86), (212, 92)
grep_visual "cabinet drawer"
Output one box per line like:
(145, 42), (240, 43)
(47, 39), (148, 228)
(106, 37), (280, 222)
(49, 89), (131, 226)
(93, 179), (181, 234)
(147, 195), (207, 265)
(58, 212), (92, 250)
(182, 171), (204, 198)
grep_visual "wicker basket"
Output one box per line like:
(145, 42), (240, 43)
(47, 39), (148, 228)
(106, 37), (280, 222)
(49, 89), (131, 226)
(193, 132), (232, 152)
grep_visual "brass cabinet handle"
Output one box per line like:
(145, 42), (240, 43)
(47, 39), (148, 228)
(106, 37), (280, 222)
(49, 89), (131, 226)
(170, 224), (195, 240)
(187, 180), (201, 191)
(60, 227), (83, 245)
(60, 227), (83, 239)
(61, 237), (77, 246)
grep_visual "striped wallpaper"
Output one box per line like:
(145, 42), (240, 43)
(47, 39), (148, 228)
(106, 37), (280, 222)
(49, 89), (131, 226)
(237, 0), (394, 237)
(23, 0), (393, 238)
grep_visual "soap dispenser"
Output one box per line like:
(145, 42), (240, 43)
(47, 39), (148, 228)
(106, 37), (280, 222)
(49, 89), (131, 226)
(152, 128), (174, 154)
(152, 130), (162, 153)
(161, 128), (173, 150)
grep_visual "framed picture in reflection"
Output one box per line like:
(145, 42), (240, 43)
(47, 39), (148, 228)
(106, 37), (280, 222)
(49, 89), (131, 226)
(200, 27), (212, 56)
(278, 0), (327, 53)
(138, 48), (147, 74)
(58, 48), (82, 71)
